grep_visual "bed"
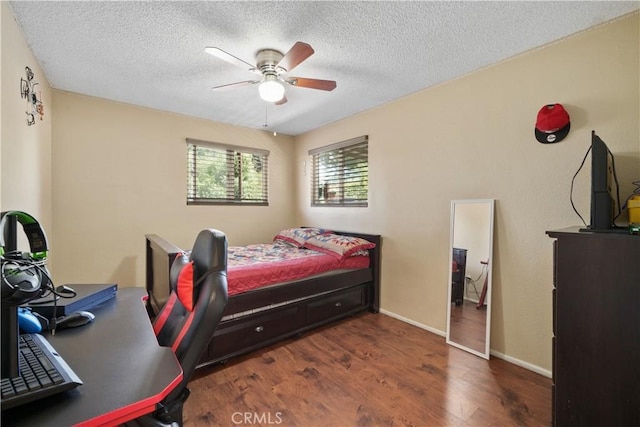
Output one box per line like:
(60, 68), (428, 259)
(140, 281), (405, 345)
(145, 227), (381, 368)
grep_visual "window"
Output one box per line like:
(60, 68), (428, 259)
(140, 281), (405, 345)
(310, 135), (368, 207)
(186, 138), (269, 205)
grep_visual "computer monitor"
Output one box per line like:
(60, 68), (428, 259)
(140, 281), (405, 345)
(586, 131), (618, 232)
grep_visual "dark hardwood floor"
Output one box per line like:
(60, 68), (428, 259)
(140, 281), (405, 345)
(448, 300), (487, 354)
(184, 313), (551, 427)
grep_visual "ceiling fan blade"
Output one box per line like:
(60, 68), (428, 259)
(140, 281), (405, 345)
(286, 77), (337, 91)
(276, 42), (314, 73)
(275, 95), (288, 106)
(205, 47), (258, 72)
(211, 80), (260, 91)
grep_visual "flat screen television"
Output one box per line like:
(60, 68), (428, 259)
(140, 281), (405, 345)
(582, 131), (621, 232)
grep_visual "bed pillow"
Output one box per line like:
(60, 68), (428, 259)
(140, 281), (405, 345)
(303, 234), (376, 259)
(273, 227), (331, 248)
(350, 249), (370, 257)
(171, 251), (197, 311)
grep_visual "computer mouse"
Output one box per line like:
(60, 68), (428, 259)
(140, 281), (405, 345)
(17, 307), (43, 333)
(55, 285), (77, 296)
(55, 311), (95, 330)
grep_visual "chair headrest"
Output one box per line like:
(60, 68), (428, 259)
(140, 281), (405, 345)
(190, 229), (227, 276)
(170, 229), (227, 311)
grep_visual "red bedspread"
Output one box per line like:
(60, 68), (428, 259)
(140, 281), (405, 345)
(227, 243), (370, 296)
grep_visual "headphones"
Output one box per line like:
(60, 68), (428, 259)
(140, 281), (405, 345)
(1, 211), (51, 306)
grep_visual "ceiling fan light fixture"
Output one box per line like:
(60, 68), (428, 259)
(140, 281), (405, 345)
(258, 76), (285, 103)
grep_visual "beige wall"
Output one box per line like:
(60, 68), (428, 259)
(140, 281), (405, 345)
(292, 12), (640, 374)
(1, 2), (53, 249)
(52, 92), (295, 287)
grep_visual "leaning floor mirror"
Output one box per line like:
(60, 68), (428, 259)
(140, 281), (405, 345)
(446, 199), (495, 359)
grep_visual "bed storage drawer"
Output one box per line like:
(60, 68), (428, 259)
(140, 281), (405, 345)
(209, 305), (305, 361)
(306, 285), (367, 324)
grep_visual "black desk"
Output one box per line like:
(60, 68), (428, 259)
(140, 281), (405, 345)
(2, 287), (183, 426)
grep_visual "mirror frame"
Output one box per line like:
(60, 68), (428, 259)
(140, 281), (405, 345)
(445, 199), (495, 359)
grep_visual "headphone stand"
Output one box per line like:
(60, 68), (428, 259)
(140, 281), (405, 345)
(1, 306), (20, 378)
(2, 215), (22, 378)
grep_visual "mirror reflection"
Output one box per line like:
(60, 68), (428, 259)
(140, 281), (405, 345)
(446, 199), (494, 359)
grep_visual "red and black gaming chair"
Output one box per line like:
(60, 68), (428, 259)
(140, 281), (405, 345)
(127, 229), (228, 426)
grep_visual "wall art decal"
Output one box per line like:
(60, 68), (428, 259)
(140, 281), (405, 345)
(20, 66), (44, 126)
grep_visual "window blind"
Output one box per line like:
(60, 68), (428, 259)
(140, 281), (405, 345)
(186, 138), (269, 205)
(309, 135), (368, 207)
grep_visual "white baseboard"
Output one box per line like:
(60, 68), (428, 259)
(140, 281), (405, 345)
(490, 350), (552, 378)
(379, 309), (446, 337)
(378, 309), (552, 378)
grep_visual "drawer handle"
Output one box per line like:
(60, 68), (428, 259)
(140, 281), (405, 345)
(335, 302), (342, 307)
(255, 326), (264, 333)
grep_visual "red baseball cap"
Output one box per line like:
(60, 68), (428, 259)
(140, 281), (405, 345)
(535, 103), (571, 144)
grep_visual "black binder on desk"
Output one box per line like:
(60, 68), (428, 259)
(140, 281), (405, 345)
(27, 284), (118, 318)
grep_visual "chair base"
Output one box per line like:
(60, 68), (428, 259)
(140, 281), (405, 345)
(124, 387), (190, 427)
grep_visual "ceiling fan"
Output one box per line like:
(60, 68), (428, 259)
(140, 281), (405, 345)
(205, 41), (337, 105)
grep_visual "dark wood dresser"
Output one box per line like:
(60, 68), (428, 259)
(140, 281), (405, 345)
(546, 228), (640, 426)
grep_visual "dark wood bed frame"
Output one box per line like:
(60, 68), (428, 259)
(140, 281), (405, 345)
(145, 230), (381, 368)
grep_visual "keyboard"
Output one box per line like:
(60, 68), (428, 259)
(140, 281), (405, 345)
(1, 334), (82, 410)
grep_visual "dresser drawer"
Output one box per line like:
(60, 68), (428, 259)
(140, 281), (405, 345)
(306, 285), (367, 325)
(210, 306), (304, 360)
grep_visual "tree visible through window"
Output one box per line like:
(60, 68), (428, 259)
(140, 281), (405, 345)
(187, 138), (269, 205)
(310, 136), (368, 207)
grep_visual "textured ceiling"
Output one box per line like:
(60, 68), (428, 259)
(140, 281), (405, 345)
(8, 1), (639, 136)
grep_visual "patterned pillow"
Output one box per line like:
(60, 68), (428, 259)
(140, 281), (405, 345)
(350, 249), (370, 257)
(273, 227), (331, 248)
(303, 234), (376, 259)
